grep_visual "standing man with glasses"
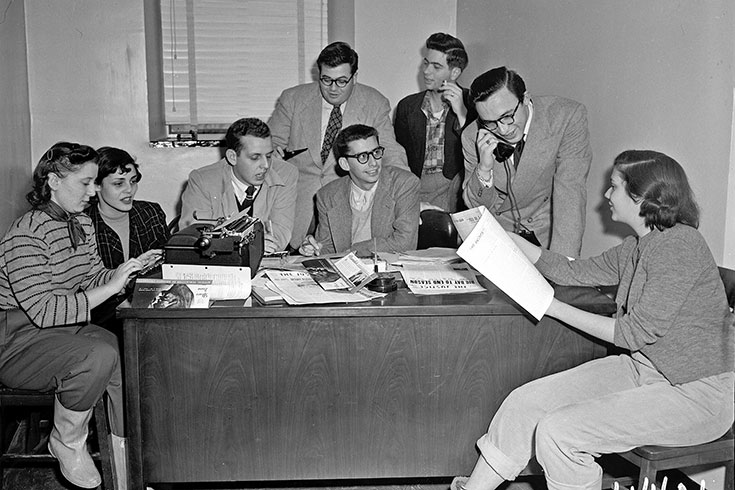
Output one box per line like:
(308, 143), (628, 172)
(462, 66), (593, 256)
(268, 41), (408, 251)
(299, 124), (419, 256)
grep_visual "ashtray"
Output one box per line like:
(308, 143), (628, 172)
(367, 274), (397, 293)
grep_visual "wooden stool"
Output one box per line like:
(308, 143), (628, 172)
(0, 387), (114, 489)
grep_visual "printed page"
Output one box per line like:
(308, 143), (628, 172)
(332, 252), (377, 292)
(162, 264), (251, 300)
(456, 208), (553, 320)
(450, 206), (484, 241)
(400, 264), (485, 295)
(132, 278), (211, 309)
(265, 270), (384, 305)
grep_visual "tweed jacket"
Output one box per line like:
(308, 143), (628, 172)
(462, 95), (592, 257)
(268, 81), (408, 248)
(179, 158), (298, 253)
(314, 166), (420, 255)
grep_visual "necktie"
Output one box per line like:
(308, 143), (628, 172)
(321, 104), (342, 164)
(513, 138), (526, 169)
(237, 185), (257, 214)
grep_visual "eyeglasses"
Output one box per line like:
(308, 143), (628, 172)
(478, 99), (522, 132)
(343, 146), (385, 164)
(319, 73), (354, 88)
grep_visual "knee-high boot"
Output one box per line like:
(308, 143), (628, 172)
(48, 396), (102, 489)
(110, 434), (128, 490)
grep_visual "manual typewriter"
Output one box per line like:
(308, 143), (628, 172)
(164, 211), (264, 277)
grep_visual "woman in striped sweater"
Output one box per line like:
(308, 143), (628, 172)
(0, 142), (154, 489)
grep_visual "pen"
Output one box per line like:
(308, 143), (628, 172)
(373, 237), (378, 273)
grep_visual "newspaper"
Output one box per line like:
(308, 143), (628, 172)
(265, 270), (385, 305)
(400, 264), (485, 295)
(454, 207), (553, 320)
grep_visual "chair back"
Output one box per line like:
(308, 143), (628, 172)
(417, 210), (459, 249)
(718, 266), (735, 309)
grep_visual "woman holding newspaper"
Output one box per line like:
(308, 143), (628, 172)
(453, 150), (734, 490)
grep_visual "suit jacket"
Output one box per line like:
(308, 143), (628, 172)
(268, 82), (408, 248)
(314, 166), (420, 255)
(462, 96), (592, 256)
(178, 158), (298, 254)
(394, 88), (475, 181)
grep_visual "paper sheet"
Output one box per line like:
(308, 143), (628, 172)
(162, 264), (251, 300)
(265, 270), (384, 305)
(456, 207), (553, 320)
(400, 264), (485, 295)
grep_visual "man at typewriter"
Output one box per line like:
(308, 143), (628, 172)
(179, 118), (298, 254)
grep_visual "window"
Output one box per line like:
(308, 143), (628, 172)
(146, 0), (328, 141)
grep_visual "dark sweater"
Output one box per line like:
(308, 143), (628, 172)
(536, 224), (733, 384)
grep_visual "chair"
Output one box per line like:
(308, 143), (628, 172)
(616, 266), (735, 490)
(417, 209), (459, 249)
(0, 387), (114, 490)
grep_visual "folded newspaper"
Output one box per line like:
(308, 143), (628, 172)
(452, 206), (553, 320)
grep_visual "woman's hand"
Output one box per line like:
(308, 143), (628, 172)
(136, 249), (164, 274)
(110, 258), (144, 293)
(86, 258), (143, 309)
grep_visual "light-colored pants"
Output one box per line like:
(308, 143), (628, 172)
(477, 354), (734, 490)
(0, 310), (124, 435)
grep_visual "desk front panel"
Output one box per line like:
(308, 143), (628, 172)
(126, 311), (603, 483)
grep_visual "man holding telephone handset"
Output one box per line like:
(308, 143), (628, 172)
(462, 66), (592, 256)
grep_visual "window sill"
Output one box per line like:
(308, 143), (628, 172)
(149, 139), (224, 148)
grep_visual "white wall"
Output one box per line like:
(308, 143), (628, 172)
(458, 0), (735, 264)
(354, 0), (459, 110)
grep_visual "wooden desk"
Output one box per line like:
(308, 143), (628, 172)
(119, 280), (615, 488)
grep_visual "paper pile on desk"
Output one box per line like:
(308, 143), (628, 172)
(453, 207), (553, 320)
(264, 270), (385, 305)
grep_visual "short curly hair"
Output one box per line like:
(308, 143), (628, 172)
(613, 150), (699, 231)
(27, 142), (98, 208)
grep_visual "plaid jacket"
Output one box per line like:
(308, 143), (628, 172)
(85, 200), (170, 268)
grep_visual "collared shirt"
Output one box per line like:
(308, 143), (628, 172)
(421, 92), (448, 173)
(321, 98), (347, 147)
(349, 180), (378, 212)
(230, 167), (261, 204)
(349, 181), (377, 245)
(511, 99), (534, 169)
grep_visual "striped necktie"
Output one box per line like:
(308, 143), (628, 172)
(321, 104), (342, 163)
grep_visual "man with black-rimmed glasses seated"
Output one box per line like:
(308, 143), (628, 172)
(299, 124), (419, 257)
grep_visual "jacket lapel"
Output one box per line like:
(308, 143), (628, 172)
(326, 179), (353, 252)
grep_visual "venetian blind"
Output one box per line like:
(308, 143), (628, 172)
(160, 0), (328, 136)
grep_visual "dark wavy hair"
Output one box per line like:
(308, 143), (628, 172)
(334, 124), (379, 159)
(225, 118), (271, 154)
(426, 32), (468, 71)
(95, 146), (140, 185)
(613, 150), (699, 231)
(27, 142), (98, 208)
(470, 66), (526, 105)
(317, 41), (358, 75)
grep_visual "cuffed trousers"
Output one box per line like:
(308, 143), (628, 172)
(477, 354), (734, 490)
(0, 310), (124, 435)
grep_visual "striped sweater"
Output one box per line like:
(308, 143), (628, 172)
(0, 209), (114, 327)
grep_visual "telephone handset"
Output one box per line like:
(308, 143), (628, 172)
(493, 141), (515, 162)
